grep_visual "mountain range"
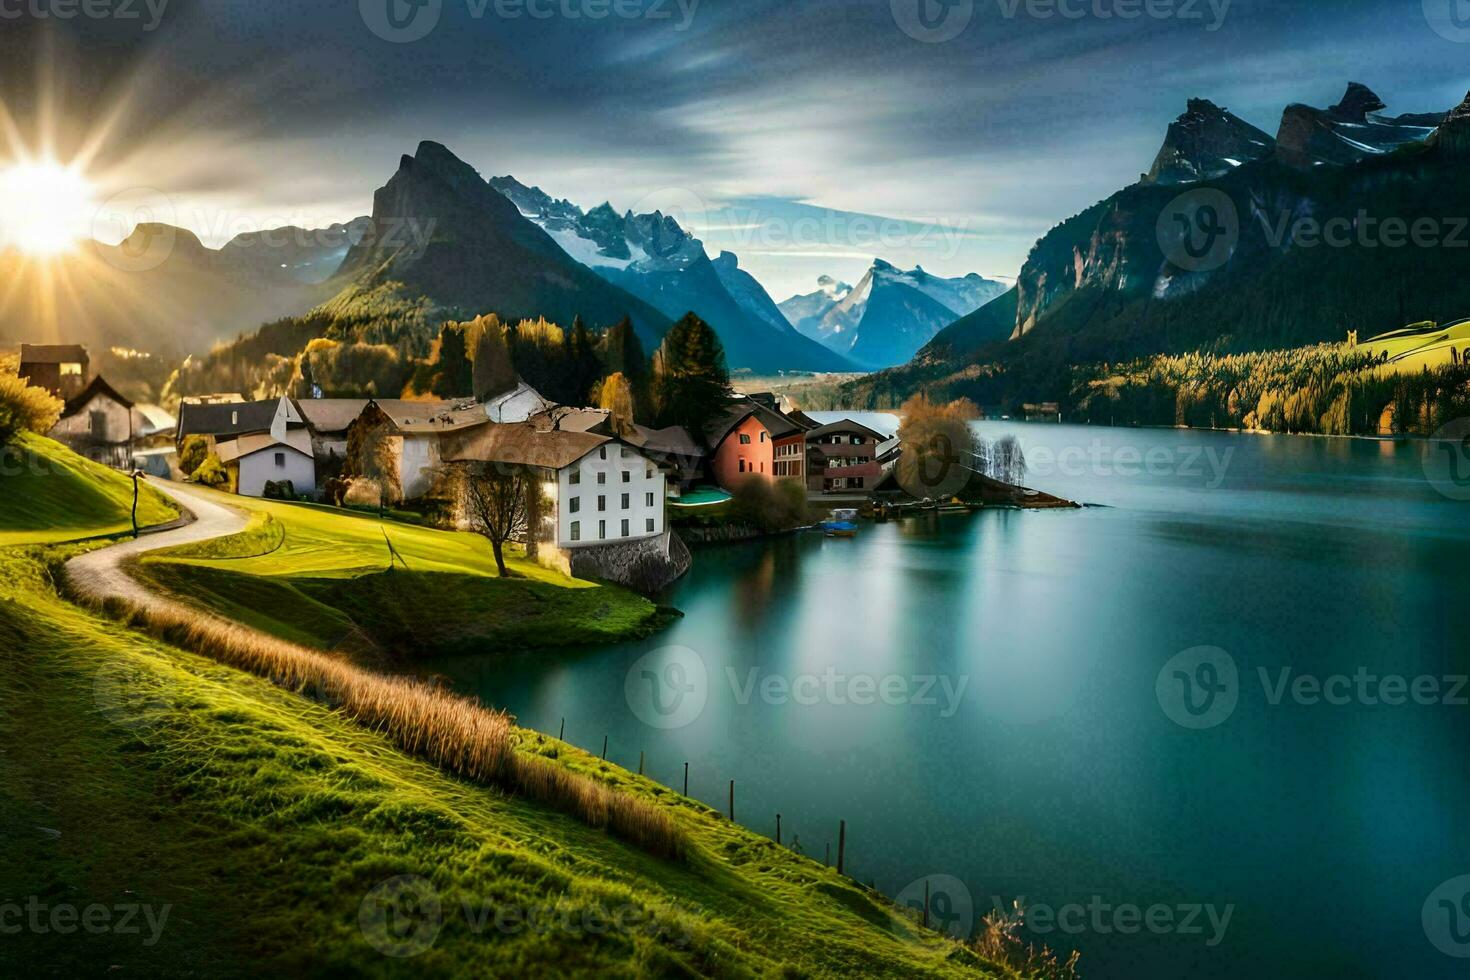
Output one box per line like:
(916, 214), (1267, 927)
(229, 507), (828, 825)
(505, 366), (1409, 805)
(779, 260), (1008, 369)
(845, 83), (1470, 407)
(0, 218), (368, 357)
(487, 175), (851, 373)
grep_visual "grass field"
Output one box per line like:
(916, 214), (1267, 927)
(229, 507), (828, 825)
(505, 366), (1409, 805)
(0, 432), (177, 544)
(133, 489), (661, 656)
(0, 435), (1006, 976)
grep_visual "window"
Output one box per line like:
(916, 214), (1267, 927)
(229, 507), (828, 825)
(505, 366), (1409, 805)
(598, 520), (607, 539)
(231, 411), (239, 426)
(760, 431), (767, 443)
(620, 493), (630, 509)
(621, 519), (629, 537)
(569, 470), (581, 486)
(620, 447), (630, 458)
(738, 460), (746, 473)
(646, 519), (656, 533)
(599, 447), (607, 460)
(570, 521), (581, 542)
(597, 472), (607, 485)
(739, 433), (751, 445)
(274, 452), (286, 467)
(60, 362), (82, 377)
(645, 492), (655, 507)
(621, 471), (631, 483)
(851, 435), (863, 445)
(597, 495), (606, 512)
(646, 466), (654, 479)
(570, 497), (581, 514)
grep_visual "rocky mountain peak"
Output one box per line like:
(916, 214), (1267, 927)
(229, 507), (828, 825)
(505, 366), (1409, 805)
(1431, 90), (1470, 156)
(1329, 82), (1387, 123)
(1143, 98), (1275, 184)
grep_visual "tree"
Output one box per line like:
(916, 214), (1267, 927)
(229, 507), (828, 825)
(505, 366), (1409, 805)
(344, 417), (402, 512)
(603, 316), (650, 415)
(596, 372), (637, 436)
(473, 320), (518, 401)
(433, 323), (474, 398)
(652, 313), (734, 441)
(178, 434), (211, 476)
(896, 394), (980, 499)
(461, 461), (539, 577)
(0, 373), (62, 448)
(566, 315), (603, 407)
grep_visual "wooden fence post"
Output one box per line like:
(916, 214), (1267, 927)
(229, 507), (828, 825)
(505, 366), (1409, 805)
(923, 880), (930, 929)
(728, 780), (735, 821)
(638, 751), (644, 776)
(837, 820), (846, 875)
(683, 762), (689, 796)
(559, 718), (565, 741)
(776, 813), (782, 845)
(601, 735), (608, 760)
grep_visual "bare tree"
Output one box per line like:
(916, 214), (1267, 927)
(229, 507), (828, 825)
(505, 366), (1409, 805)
(461, 461), (537, 577)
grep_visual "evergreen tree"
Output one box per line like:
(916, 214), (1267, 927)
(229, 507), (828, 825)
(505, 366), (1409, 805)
(434, 324), (474, 398)
(473, 320), (518, 401)
(566, 315), (603, 406)
(652, 313), (735, 442)
(596, 372), (637, 436)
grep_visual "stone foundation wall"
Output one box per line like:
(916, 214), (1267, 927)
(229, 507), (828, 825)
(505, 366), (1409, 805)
(565, 530), (691, 594)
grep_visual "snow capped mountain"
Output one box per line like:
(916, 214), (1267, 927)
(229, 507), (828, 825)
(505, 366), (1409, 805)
(488, 176), (852, 373)
(780, 260), (1008, 369)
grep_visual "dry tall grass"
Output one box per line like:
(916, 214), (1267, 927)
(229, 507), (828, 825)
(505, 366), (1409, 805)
(69, 568), (686, 860)
(972, 901), (1081, 980)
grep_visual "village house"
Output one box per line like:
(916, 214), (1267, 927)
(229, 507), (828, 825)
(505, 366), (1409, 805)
(438, 414), (671, 577)
(47, 376), (138, 469)
(18, 344), (90, 400)
(345, 399), (490, 500)
(705, 397), (809, 490)
(804, 418), (887, 495)
(176, 397), (315, 497)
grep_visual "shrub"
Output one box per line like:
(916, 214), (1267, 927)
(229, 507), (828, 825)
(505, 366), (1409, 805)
(192, 453), (230, 488)
(263, 480), (296, 501)
(729, 477), (808, 532)
(0, 373), (63, 447)
(178, 434), (211, 476)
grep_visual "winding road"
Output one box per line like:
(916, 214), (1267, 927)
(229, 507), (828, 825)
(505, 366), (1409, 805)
(64, 479), (249, 610)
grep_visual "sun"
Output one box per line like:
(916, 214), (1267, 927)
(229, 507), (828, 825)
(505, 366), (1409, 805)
(0, 159), (98, 256)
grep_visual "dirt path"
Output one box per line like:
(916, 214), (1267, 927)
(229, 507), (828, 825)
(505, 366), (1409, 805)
(64, 480), (249, 609)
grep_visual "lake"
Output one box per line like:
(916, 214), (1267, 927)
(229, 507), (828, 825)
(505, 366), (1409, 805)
(418, 422), (1470, 978)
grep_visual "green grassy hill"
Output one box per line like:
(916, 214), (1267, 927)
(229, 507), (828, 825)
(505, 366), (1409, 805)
(131, 491), (660, 656)
(0, 432), (177, 544)
(0, 437), (1011, 977)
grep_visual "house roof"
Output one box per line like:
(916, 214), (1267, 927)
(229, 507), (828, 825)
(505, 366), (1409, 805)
(626, 423), (703, 459)
(177, 399), (284, 439)
(61, 375), (133, 417)
(804, 418), (890, 442)
(216, 430), (313, 464)
(136, 404), (178, 435)
(368, 399), (489, 434)
(294, 398), (371, 434)
(19, 344), (89, 364)
(439, 423), (613, 471)
(484, 381), (554, 423)
(705, 398), (806, 448)
(530, 406), (612, 434)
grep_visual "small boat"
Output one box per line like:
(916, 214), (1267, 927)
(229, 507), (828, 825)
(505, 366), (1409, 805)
(821, 508), (861, 537)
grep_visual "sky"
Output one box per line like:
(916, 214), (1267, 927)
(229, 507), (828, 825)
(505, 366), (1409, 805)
(1, 0), (1467, 301)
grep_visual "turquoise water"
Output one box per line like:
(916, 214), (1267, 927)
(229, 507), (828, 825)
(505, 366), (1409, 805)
(418, 423), (1470, 978)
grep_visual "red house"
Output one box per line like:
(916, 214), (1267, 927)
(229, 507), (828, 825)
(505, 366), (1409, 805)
(705, 398), (808, 490)
(804, 419), (887, 495)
